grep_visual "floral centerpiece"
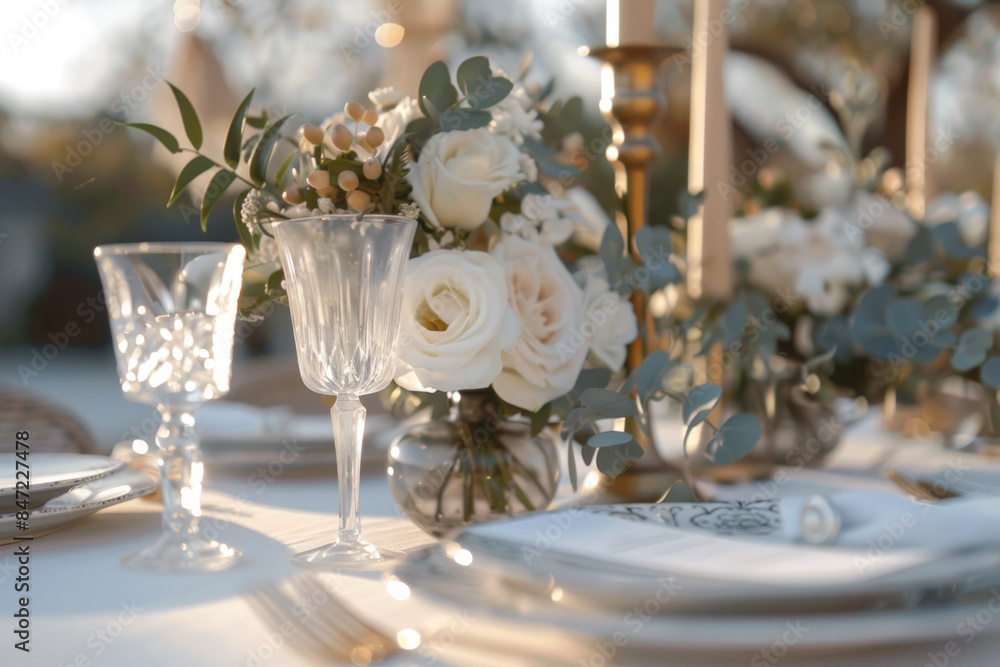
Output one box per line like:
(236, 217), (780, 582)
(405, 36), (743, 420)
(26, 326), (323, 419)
(125, 57), (764, 533)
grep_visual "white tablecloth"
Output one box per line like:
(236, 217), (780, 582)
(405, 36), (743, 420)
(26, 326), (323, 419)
(3, 351), (1000, 666)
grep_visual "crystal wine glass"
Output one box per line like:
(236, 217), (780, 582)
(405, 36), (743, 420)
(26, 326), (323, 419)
(272, 214), (416, 567)
(94, 242), (245, 572)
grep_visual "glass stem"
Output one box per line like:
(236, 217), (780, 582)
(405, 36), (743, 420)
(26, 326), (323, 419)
(156, 406), (203, 537)
(332, 395), (365, 545)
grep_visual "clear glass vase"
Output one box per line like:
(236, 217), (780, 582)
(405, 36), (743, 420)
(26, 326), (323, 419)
(272, 214), (416, 568)
(387, 391), (560, 537)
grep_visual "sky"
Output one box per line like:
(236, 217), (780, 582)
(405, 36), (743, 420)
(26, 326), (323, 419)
(1, 0), (170, 118)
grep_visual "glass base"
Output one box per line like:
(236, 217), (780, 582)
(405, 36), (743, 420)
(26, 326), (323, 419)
(121, 532), (241, 573)
(291, 539), (403, 570)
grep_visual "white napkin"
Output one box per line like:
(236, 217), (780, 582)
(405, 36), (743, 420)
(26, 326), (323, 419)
(780, 491), (1000, 552)
(466, 493), (1000, 588)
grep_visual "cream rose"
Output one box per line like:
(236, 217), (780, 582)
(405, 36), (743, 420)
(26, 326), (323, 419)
(395, 250), (520, 393)
(407, 128), (526, 230)
(580, 273), (638, 372)
(491, 236), (588, 412)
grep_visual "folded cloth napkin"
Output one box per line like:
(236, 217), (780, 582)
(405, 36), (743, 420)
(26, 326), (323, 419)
(467, 493), (1000, 587)
(779, 491), (1000, 552)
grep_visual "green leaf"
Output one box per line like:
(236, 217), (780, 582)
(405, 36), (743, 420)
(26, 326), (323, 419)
(530, 402), (552, 436)
(596, 440), (644, 477)
(167, 155), (214, 207)
(167, 82), (202, 150)
(982, 357), (1000, 389)
(419, 61), (459, 120)
(456, 56), (492, 96)
(562, 388), (637, 437)
(701, 414), (761, 466)
(682, 384), (722, 426)
(805, 346), (838, 373)
(118, 122), (180, 153)
(440, 109), (493, 131)
(224, 89), (255, 169)
(724, 297), (747, 346)
(249, 115), (294, 186)
(567, 439), (578, 492)
(635, 226), (681, 285)
(274, 150), (298, 190)
(245, 112), (268, 129)
(569, 368), (613, 402)
(587, 431), (635, 448)
(200, 169), (236, 231)
(952, 328), (993, 372)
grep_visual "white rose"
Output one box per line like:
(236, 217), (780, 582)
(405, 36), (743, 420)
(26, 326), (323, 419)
(499, 194), (573, 246)
(374, 96), (421, 160)
(491, 236), (588, 412)
(395, 250), (520, 393)
(850, 192), (916, 263)
(729, 206), (889, 316)
(406, 128), (526, 230)
(581, 273), (638, 372)
(565, 188), (612, 252)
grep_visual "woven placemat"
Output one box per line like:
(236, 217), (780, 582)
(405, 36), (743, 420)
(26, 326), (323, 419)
(0, 385), (99, 454)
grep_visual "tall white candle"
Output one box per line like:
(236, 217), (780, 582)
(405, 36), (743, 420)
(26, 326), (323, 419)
(608, 0), (657, 47)
(906, 6), (937, 220)
(989, 152), (1000, 279)
(687, 0), (732, 301)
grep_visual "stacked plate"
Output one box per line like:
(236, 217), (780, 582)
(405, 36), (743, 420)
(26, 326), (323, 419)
(393, 495), (1000, 661)
(0, 453), (156, 542)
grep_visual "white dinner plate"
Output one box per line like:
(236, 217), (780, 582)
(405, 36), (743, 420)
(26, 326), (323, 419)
(0, 468), (156, 542)
(395, 501), (1000, 616)
(0, 453), (124, 510)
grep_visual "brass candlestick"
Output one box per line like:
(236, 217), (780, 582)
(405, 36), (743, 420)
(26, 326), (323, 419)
(591, 44), (681, 501)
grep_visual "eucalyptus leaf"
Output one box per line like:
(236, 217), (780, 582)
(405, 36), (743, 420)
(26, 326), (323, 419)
(569, 368), (613, 401)
(440, 109), (493, 131)
(700, 414), (761, 466)
(595, 440), (644, 477)
(167, 83), (202, 150)
(418, 61), (458, 120)
(567, 439), (578, 491)
(724, 297), (747, 346)
(952, 328), (993, 372)
(587, 431), (635, 448)
(456, 56), (492, 96)
(599, 220), (626, 281)
(635, 226), (681, 285)
(682, 384), (722, 426)
(886, 298), (922, 339)
(933, 222), (985, 259)
(979, 357), (1000, 392)
(224, 89), (255, 169)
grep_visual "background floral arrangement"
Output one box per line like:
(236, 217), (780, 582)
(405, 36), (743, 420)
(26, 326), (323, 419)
(712, 58), (1000, 447)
